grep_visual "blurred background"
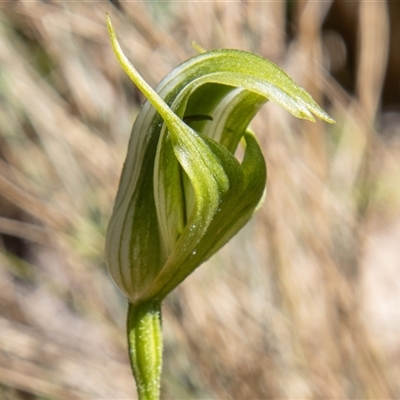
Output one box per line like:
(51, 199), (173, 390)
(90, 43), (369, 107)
(0, 1), (399, 399)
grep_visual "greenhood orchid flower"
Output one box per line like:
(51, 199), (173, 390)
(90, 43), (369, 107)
(104, 15), (334, 400)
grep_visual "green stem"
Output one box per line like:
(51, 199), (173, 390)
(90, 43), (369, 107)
(127, 300), (163, 400)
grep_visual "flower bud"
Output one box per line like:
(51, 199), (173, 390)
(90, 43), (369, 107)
(104, 15), (334, 305)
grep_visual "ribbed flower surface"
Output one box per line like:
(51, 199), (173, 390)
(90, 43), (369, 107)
(104, 15), (334, 305)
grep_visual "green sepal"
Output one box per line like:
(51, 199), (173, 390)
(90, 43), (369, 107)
(104, 15), (334, 305)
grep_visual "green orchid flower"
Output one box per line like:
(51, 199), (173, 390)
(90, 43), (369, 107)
(104, 15), (334, 400)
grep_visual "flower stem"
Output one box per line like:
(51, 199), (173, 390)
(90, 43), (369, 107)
(127, 300), (163, 400)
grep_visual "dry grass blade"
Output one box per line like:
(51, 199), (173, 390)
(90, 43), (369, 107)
(0, 316), (135, 399)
